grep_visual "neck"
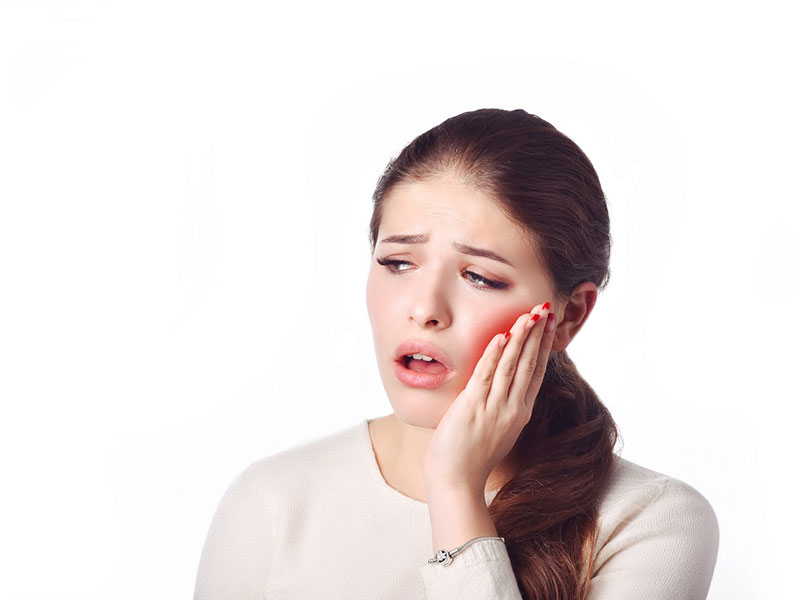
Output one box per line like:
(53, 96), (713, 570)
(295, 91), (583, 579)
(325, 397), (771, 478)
(370, 413), (516, 502)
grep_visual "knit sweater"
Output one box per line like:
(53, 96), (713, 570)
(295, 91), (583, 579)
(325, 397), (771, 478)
(194, 419), (719, 599)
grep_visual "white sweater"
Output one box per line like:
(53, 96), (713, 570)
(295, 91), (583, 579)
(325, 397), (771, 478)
(194, 419), (719, 599)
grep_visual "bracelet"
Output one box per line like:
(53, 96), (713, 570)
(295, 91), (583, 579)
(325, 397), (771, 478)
(427, 536), (506, 566)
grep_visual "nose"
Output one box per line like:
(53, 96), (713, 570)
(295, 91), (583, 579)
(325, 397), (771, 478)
(408, 271), (452, 329)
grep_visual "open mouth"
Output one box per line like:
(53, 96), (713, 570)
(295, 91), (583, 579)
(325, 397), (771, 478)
(394, 355), (454, 389)
(399, 354), (449, 375)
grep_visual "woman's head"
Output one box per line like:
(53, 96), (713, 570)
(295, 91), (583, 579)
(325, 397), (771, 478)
(365, 108), (611, 429)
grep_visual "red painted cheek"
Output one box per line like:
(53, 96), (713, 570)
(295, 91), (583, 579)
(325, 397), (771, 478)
(459, 312), (520, 373)
(483, 311), (522, 340)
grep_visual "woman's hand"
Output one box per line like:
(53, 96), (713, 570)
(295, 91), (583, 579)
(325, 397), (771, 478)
(423, 301), (556, 497)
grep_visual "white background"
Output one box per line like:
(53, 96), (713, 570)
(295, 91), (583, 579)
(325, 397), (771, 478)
(1, 1), (797, 598)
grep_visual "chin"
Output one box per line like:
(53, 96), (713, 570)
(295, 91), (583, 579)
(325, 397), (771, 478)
(389, 392), (451, 430)
(377, 360), (460, 429)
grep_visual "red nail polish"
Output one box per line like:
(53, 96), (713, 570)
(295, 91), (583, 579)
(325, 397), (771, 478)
(542, 302), (551, 310)
(530, 313), (540, 322)
(547, 312), (555, 322)
(504, 331), (510, 340)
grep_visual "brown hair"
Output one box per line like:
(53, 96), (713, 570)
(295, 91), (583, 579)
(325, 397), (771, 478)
(368, 108), (619, 600)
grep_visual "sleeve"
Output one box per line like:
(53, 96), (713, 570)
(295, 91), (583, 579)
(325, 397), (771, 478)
(418, 537), (524, 600)
(587, 477), (719, 600)
(193, 460), (274, 600)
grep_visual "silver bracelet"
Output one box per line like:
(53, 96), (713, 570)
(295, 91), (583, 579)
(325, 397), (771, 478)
(427, 535), (506, 566)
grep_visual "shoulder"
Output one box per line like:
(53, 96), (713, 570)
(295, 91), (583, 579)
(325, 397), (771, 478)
(195, 421), (369, 600)
(598, 456), (718, 527)
(223, 420), (365, 505)
(589, 456), (719, 598)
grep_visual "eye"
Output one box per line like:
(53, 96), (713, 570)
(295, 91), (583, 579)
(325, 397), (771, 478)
(375, 257), (508, 290)
(376, 257), (414, 272)
(463, 270), (507, 290)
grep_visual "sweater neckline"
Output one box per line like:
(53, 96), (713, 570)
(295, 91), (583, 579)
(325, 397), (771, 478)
(359, 418), (500, 507)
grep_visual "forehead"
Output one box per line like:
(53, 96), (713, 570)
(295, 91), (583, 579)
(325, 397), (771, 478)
(380, 175), (534, 257)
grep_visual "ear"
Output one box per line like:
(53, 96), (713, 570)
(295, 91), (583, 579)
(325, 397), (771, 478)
(551, 282), (598, 352)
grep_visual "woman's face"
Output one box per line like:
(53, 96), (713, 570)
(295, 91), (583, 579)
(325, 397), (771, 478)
(366, 173), (558, 430)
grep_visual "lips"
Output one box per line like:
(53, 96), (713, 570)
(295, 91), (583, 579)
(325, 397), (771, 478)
(393, 339), (456, 390)
(394, 339), (454, 371)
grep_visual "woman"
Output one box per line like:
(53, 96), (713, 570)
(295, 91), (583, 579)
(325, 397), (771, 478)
(194, 108), (719, 599)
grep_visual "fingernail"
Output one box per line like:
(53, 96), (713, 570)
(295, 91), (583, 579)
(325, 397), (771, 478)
(546, 312), (555, 330)
(499, 330), (510, 349)
(542, 302), (551, 311)
(529, 313), (541, 322)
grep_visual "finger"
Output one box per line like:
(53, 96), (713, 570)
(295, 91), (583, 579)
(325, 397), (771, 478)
(515, 313), (556, 419)
(488, 302), (549, 409)
(507, 303), (551, 409)
(530, 311), (557, 393)
(460, 332), (506, 406)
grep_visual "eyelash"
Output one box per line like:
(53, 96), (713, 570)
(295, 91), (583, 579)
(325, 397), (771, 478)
(375, 257), (508, 290)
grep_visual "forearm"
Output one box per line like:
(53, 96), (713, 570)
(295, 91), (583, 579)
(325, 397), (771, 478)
(426, 487), (498, 553)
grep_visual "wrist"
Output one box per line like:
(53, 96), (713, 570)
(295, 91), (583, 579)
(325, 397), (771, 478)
(426, 487), (498, 552)
(425, 478), (486, 501)
(428, 535), (506, 566)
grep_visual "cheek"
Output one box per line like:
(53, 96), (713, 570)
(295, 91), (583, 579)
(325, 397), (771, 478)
(366, 269), (401, 348)
(365, 269), (386, 323)
(458, 307), (526, 374)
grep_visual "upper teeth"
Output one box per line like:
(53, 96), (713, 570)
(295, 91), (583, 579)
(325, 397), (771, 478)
(409, 353), (434, 361)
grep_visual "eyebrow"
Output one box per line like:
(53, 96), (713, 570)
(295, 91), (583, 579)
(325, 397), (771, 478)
(378, 233), (515, 267)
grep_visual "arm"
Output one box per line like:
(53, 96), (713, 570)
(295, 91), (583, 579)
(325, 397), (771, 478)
(587, 478), (719, 599)
(417, 476), (719, 600)
(416, 306), (557, 598)
(193, 460), (274, 600)
(418, 488), (523, 600)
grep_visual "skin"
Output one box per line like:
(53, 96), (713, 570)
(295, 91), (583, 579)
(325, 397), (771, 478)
(365, 172), (597, 551)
